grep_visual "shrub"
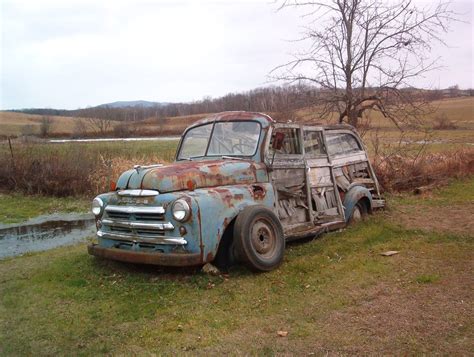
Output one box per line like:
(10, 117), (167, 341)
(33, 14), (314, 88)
(0, 141), (175, 197)
(373, 149), (474, 192)
(433, 113), (457, 130)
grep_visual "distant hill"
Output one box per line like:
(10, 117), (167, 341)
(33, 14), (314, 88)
(97, 100), (169, 108)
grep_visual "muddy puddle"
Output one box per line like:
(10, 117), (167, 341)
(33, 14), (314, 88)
(49, 136), (179, 143)
(0, 213), (95, 259)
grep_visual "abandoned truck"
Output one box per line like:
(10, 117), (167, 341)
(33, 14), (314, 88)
(88, 111), (384, 271)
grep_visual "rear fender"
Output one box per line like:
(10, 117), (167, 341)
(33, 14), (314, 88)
(343, 185), (372, 222)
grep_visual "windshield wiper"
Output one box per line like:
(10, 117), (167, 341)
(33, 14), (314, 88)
(221, 156), (246, 161)
(182, 156), (203, 161)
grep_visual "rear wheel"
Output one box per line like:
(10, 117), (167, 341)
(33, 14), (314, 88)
(349, 200), (368, 223)
(234, 205), (285, 272)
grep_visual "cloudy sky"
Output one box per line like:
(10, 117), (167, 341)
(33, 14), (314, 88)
(1, 0), (472, 110)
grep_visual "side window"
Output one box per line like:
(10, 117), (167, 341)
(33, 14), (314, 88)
(269, 128), (302, 155)
(303, 130), (325, 156)
(341, 133), (361, 153)
(326, 133), (361, 156)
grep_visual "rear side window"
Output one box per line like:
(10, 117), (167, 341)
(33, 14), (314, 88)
(326, 133), (361, 156)
(269, 128), (302, 155)
(303, 130), (325, 156)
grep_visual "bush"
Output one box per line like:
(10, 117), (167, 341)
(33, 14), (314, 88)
(373, 149), (474, 192)
(0, 141), (175, 197)
(433, 113), (457, 130)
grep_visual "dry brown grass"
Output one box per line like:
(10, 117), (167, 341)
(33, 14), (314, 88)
(0, 111), (96, 137)
(373, 148), (474, 192)
(0, 147), (96, 196)
(88, 155), (172, 194)
(3, 97), (472, 138)
(295, 96), (474, 130)
(0, 140), (177, 197)
(137, 113), (207, 136)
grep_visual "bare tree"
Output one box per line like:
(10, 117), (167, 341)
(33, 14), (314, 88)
(86, 107), (114, 135)
(272, 0), (455, 128)
(40, 116), (53, 137)
(72, 118), (88, 138)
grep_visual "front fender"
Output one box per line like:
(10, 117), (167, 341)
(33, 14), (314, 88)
(343, 185), (372, 222)
(189, 183), (275, 262)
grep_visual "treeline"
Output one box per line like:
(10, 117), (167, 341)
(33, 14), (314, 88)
(10, 84), (473, 123)
(9, 85), (320, 122)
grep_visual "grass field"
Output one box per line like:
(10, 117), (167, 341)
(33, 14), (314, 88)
(0, 194), (90, 224)
(0, 179), (472, 355)
(0, 111), (89, 137)
(1, 99), (472, 354)
(2, 97), (472, 138)
(298, 96), (474, 128)
(1, 139), (179, 161)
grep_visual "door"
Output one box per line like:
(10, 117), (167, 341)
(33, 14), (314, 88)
(267, 125), (312, 236)
(303, 126), (345, 224)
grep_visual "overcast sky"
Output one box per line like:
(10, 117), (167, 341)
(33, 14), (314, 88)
(1, 0), (472, 110)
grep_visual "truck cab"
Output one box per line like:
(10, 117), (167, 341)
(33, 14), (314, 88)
(88, 111), (384, 271)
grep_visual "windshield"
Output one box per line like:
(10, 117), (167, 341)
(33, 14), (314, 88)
(177, 121), (261, 160)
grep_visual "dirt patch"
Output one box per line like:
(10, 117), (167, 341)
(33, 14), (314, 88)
(389, 203), (474, 236)
(197, 244), (473, 355)
(315, 247), (473, 355)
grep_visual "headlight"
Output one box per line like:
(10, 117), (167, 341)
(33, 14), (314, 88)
(172, 199), (191, 222)
(92, 197), (104, 217)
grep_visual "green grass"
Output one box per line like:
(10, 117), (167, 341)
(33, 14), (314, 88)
(389, 179), (474, 207)
(0, 220), (470, 355)
(415, 274), (440, 284)
(1, 179), (473, 355)
(0, 194), (89, 224)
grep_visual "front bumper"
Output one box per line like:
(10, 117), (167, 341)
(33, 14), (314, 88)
(88, 244), (203, 266)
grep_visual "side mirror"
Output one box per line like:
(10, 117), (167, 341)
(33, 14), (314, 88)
(272, 132), (285, 151)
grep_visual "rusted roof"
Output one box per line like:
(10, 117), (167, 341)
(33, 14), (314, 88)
(191, 111), (274, 128)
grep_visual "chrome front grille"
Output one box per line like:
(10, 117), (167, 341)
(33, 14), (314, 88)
(105, 205), (165, 221)
(102, 219), (174, 232)
(99, 205), (185, 245)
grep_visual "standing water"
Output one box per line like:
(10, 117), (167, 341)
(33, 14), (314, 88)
(49, 136), (179, 143)
(0, 213), (95, 259)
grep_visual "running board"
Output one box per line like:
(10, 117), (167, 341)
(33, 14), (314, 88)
(285, 220), (346, 241)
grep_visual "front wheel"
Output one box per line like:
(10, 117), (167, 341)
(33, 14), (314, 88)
(234, 205), (285, 272)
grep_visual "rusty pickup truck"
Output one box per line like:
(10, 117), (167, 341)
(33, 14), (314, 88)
(88, 111), (384, 271)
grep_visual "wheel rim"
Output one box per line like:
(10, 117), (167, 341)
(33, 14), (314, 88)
(250, 218), (277, 259)
(352, 205), (362, 221)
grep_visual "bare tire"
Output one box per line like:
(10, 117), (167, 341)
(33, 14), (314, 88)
(234, 205), (285, 272)
(349, 200), (368, 223)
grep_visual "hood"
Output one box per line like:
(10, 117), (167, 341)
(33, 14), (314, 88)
(116, 159), (267, 193)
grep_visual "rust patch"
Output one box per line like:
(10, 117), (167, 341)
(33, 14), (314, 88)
(141, 159), (259, 193)
(251, 184), (266, 200)
(187, 179), (196, 191)
(190, 111), (275, 128)
(206, 251), (214, 262)
(212, 188), (233, 204)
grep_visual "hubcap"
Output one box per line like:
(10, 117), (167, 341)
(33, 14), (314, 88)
(352, 205), (362, 221)
(250, 218), (277, 259)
